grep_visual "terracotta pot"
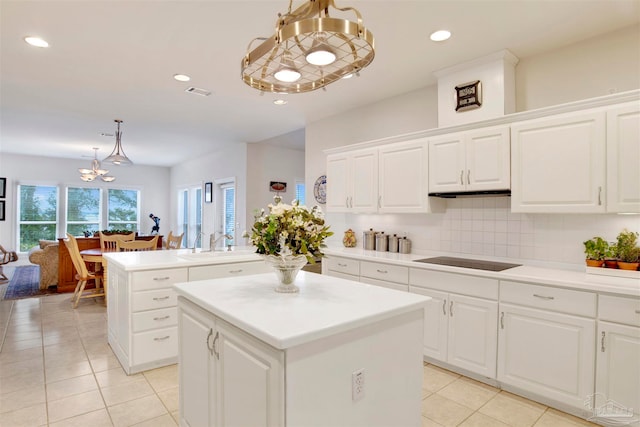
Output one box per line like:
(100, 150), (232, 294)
(617, 261), (640, 271)
(585, 259), (604, 268)
(604, 259), (619, 269)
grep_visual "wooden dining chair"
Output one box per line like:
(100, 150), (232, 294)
(64, 233), (104, 308)
(163, 231), (184, 249)
(99, 231), (135, 251)
(117, 235), (159, 252)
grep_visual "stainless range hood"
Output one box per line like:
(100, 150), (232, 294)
(428, 189), (511, 198)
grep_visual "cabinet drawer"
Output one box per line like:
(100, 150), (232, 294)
(189, 261), (271, 281)
(360, 277), (408, 292)
(132, 307), (177, 332)
(325, 256), (360, 276)
(132, 289), (177, 312)
(132, 327), (177, 365)
(599, 294), (640, 327)
(410, 268), (498, 300)
(361, 261), (408, 284)
(131, 268), (188, 291)
(500, 281), (596, 317)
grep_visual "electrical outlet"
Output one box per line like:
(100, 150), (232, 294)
(352, 368), (365, 401)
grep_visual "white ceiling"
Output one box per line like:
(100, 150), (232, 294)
(1, 0), (638, 167)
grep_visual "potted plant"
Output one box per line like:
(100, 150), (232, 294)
(615, 229), (640, 271)
(603, 243), (619, 269)
(583, 237), (608, 267)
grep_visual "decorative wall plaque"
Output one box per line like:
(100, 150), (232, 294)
(455, 80), (482, 112)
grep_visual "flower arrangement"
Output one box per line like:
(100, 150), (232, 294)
(248, 199), (333, 263)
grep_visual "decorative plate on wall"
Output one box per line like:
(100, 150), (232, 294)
(314, 175), (326, 204)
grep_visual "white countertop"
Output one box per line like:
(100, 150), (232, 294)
(324, 247), (640, 297)
(103, 247), (262, 271)
(173, 271), (429, 350)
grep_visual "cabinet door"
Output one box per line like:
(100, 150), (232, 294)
(326, 153), (350, 212)
(429, 133), (466, 193)
(216, 320), (284, 427)
(498, 303), (595, 410)
(378, 139), (430, 213)
(607, 102), (640, 213)
(178, 299), (217, 427)
(510, 110), (606, 213)
(351, 148), (378, 213)
(409, 287), (448, 362)
(595, 321), (640, 418)
(466, 126), (510, 192)
(448, 294), (498, 378)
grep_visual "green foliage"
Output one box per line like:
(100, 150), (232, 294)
(616, 229), (640, 263)
(249, 200), (333, 263)
(582, 237), (609, 260)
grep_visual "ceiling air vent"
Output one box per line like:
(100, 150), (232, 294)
(185, 87), (212, 97)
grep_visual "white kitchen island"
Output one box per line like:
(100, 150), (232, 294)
(174, 271), (430, 427)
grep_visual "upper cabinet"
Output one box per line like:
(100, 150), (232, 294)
(510, 109), (607, 213)
(607, 102), (640, 213)
(326, 139), (443, 214)
(428, 126), (510, 194)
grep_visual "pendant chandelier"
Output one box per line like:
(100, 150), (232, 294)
(103, 119), (133, 166)
(79, 148), (115, 182)
(241, 0), (375, 94)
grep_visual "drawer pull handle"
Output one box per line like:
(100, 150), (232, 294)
(338, 263), (347, 267)
(460, 170), (464, 185)
(598, 186), (602, 206)
(376, 269), (388, 274)
(153, 315), (170, 321)
(442, 299), (447, 316)
(467, 169), (471, 185)
(601, 331), (606, 352)
(228, 269), (243, 274)
(212, 331), (220, 360)
(533, 294), (554, 300)
(154, 336), (170, 342)
(206, 329), (214, 356)
(153, 296), (170, 301)
(449, 300), (454, 317)
(500, 312), (505, 329)
(153, 277), (170, 281)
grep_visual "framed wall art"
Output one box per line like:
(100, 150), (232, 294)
(455, 80), (482, 112)
(0, 177), (6, 199)
(0, 200), (5, 221)
(269, 181), (287, 192)
(204, 182), (213, 203)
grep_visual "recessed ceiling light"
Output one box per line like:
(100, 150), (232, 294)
(24, 36), (49, 48)
(173, 74), (191, 82)
(342, 73), (354, 79)
(430, 30), (451, 42)
(273, 99), (287, 105)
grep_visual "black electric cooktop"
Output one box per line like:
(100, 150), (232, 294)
(413, 256), (521, 272)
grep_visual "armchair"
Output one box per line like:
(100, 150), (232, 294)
(28, 240), (59, 289)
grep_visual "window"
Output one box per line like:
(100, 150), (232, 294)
(107, 189), (140, 232)
(66, 187), (101, 237)
(295, 180), (306, 205)
(18, 185), (58, 251)
(178, 186), (202, 248)
(221, 182), (235, 246)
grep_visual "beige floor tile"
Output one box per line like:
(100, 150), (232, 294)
(84, 341), (113, 358)
(422, 393), (474, 426)
(46, 373), (99, 401)
(43, 330), (83, 347)
(534, 408), (600, 427)
(95, 367), (144, 388)
(0, 356), (44, 380)
(3, 322), (42, 334)
(49, 408), (114, 427)
(45, 359), (93, 383)
(171, 410), (180, 425)
(101, 377), (155, 407)
(44, 349), (89, 369)
(0, 337), (42, 352)
(479, 392), (546, 427)
(0, 346), (43, 364)
(423, 364), (461, 393)
(0, 368), (45, 396)
(44, 341), (85, 358)
(158, 386), (179, 413)
(459, 412), (511, 427)
(0, 402), (47, 427)
(0, 383), (46, 414)
(143, 364), (178, 392)
(3, 330), (42, 342)
(108, 394), (168, 427)
(422, 416), (445, 427)
(47, 389), (105, 423)
(89, 354), (122, 373)
(131, 413), (179, 427)
(437, 377), (499, 411)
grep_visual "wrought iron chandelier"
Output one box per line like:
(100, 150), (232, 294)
(103, 119), (133, 166)
(79, 148), (115, 182)
(241, 0), (375, 94)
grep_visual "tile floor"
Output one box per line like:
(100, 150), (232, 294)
(0, 293), (600, 427)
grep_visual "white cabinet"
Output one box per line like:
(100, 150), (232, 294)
(178, 298), (284, 427)
(607, 102), (640, 213)
(322, 255), (360, 281)
(326, 148), (378, 213)
(497, 281), (596, 411)
(359, 260), (409, 291)
(595, 295), (640, 421)
(189, 261), (270, 281)
(409, 269), (499, 378)
(510, 109), (606, 213)
(429, 126), (510, 194)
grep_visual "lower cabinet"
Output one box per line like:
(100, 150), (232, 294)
(178, 297), (284, 427)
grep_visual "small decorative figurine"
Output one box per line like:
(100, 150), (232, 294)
(343, 229), (357, 247)
(149, 213), (160, 235)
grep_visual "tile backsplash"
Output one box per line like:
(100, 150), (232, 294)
(324, 197), (640, 266)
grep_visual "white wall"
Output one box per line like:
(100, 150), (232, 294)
(0, 153), (170, 250)
(305, 26), (640, 267)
